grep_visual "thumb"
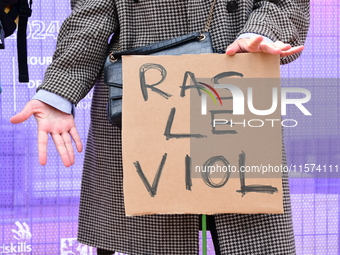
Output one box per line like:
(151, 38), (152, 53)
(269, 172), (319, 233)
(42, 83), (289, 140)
(10, 101), (35, 124)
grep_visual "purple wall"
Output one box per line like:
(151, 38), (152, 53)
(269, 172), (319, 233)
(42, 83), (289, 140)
(0, 1), (339, 254)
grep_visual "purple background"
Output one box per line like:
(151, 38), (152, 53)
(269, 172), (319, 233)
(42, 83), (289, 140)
(0, 0), (339, 254)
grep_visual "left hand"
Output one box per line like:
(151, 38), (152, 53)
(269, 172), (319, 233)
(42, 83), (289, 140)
(10, 100), (83, 167)
(226, 35), (304, 57)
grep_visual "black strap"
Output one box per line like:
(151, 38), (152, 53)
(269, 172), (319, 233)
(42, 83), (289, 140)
(0, 0), (5, 49)
(0, 20), (4, 49)
(0, 0), (3, 18)
(0, 0), (6, 49)
(206, 215), (222, 255)
(17, 0), (31, 82)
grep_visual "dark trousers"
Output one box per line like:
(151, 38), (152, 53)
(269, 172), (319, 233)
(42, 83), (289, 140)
(206, 215), (221, 255)
(97, 248), (115, 255)
(97, 215), (221, 255)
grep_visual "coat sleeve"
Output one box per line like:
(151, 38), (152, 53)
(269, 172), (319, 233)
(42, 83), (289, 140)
(237, 0), (310, 64)
(37, 0), (118, 104)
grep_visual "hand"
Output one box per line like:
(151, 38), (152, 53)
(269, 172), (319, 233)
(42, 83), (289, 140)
(226, 35), (304, 57)
(10, 100), (83, 167)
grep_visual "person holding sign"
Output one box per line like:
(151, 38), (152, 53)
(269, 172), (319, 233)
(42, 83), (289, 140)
(10, 0), (309, 254)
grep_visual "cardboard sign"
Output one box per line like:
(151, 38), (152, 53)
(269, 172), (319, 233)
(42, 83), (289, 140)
(122, 53), (284, 216)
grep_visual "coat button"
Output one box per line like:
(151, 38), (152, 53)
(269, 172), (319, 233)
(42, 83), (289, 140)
(227, 1), (238, 13)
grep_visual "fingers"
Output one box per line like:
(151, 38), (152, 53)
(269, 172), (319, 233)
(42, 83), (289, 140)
(225, 36), (263, 55)
(274, 41), (292, 51)
(225, 41), (240, 55)
(38, 130), (48, 165)
(280, 45), (304, 57)
(39, 128), (81, 167)
(11, 100), (82, 167)
(62, 132), (75, 165)
(69, 127), (83, 153)
(226, 36), (276, 55)
(51, 133), (72, 167)
(51, 128), (81, 167)
(258, 43), (282, 55)
(226, 37), (304, 57)
(246, 36), (264, 52)
(10, 101), (34, 124)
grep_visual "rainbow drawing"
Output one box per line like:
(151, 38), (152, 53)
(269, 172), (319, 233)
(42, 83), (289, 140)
(197, 82), (223, 106)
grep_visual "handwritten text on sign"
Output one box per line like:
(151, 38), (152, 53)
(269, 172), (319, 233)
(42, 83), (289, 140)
(122, 53), (284, 216)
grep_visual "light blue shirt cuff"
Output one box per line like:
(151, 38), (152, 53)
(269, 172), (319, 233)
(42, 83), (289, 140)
(32, 90), (74, 115)
(237, 33), (274, 44)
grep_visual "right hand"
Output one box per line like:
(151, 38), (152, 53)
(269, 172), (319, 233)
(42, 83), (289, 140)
(10, 100), (83, 167)
(226, 35), (304, 57)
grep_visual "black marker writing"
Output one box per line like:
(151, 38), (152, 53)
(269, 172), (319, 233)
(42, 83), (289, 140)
(201, 156), (231, 188)
(211, 71), (244, 84)
(134, 153), (168, 197)
(185, 155), (192, 191)
(180, 71), (204, 97)
(139, 63), (172, 101)
(164, 107), (206, 140)
(237, 151), (278, 196)
(212, 71), (243, 101)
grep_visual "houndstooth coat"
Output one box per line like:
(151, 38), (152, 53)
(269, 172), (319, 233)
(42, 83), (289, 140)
(38, 0), (310, 254)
